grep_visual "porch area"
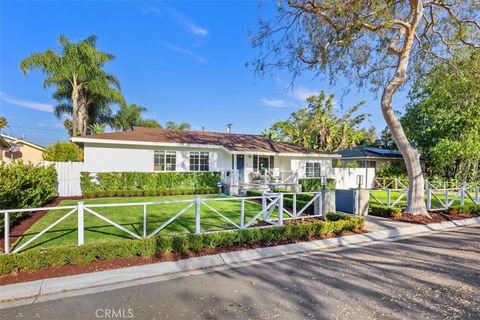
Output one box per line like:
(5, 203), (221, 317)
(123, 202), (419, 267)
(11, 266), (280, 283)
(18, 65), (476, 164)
(220, 154), (303, 195)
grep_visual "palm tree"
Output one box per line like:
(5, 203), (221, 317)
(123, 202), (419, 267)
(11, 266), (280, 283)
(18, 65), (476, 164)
(112, 104), (147, 131)
(165, 121), (191, 130)
(88, 123), (105, 135)
(0, 117), (7, 130)
(20, 35), (121, 136)
(137, 118), (162, 128)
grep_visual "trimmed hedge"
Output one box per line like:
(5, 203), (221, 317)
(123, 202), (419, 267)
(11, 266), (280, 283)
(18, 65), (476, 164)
(0, 213), (363, 275)
(0, 161), (57, 232)
(299, 178), (336, 191)
(81, 171), (221, 198)
(448, 204), (480, 216)
(369, 204), (403, 218)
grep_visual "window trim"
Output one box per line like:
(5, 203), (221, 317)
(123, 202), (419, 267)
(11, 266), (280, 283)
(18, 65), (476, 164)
(189, 151), (210, 172)
(305, 161), (322, 178)
(154, 150), (177, 172)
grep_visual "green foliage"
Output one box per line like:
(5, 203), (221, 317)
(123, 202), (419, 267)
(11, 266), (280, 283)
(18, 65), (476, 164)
(376, 165), (407, 178)
(138, 119), (162, 128)
(0, 116), (7, 129)
(0, 161), (57, 231)
(88, 123), (105, 135)
(246, 190), (263, 197)
(299, 178), (336, 191)
(447, 204), (480, 216)
(112, 104), (148, 131)
(42, 142), (83, 162)
(165, 121), (191, 130)
(81, 171), (221, 197)
(263, 92), (368, 152)
(369, 204), (402, 219)
(0, 215), (364, 275)
(403, 49), (480, 181)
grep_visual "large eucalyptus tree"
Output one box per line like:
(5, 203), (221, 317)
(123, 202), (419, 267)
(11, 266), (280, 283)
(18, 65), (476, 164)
(252, 0), (480, 215)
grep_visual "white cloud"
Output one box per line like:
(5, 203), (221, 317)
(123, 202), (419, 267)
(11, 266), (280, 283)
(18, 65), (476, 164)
(164, 43), (206, 63)
(0, 93), (53, 113)
(259, 98), (293, 108)
(141, 3), (208, 37)
(291, 87), (319, 101)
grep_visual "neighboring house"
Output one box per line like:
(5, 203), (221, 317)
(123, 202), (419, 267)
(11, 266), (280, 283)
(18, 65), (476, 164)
(71, 126), (340, 194)
(0, 134), (45, 164)
(336, 146), (404, 171)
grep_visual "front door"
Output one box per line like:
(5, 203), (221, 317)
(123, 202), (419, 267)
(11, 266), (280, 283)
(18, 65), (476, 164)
(236, 155), (245, 183)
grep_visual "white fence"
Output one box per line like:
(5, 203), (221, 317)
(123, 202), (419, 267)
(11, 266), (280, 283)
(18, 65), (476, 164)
(333, 168), (375, 189)
(44, 161), (84, 197)
(1, 192), (325, 254)
(370, 184), (480, 210)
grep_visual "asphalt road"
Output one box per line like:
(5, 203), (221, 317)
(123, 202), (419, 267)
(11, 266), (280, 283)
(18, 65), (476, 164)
(2, 224), (480, 320)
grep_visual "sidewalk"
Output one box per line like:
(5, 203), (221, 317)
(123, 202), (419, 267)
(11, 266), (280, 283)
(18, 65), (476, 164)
(1, 216), (480, 309)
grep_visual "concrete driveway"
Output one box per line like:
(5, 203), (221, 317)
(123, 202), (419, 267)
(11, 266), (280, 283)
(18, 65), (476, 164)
(1, 224), (479, 320)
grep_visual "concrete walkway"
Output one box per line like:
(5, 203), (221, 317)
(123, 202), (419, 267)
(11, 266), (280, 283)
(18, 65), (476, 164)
(362, 215), (413, 232)
(1, 216), (479, 309)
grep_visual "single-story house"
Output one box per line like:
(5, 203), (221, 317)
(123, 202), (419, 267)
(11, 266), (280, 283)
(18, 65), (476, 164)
(0, 134), (45, 164)
(336, 146), (404, 171)
(71, 126), (340, 195)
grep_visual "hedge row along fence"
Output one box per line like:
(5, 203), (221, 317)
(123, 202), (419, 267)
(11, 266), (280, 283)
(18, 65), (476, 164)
(0, 161), (57, 232)
(0, 213), (363, 276)
(369, 204), (403, 219)
(299, 178), (336, 192)
(448, 204), (480, 215)
(81, 171), (221, 198)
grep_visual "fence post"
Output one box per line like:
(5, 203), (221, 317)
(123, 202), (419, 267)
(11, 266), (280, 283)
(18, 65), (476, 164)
(394, 178), (398, 190)
(475, 187), (479, 204)
(460, 184), (466, 206)
(293, 193), (297, 218)
(4, 212), (10, 254)
(77, 201), (84, 245)
(240, 198), (245, 229)
(143, 204), (147, 238)
(278, 194), (283, 226)
(426, 188), (432, 211)
(445, 189), (449, 208)
(262, 191), (267, 221)
(387, 189), (391, 207)
(195, 196), (201, 234)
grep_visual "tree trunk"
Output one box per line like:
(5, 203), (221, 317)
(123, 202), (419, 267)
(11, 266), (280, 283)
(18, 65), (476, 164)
(381, 1), (428, 215)
(77, 90), (88, 135)
(71, 86), (80, 136)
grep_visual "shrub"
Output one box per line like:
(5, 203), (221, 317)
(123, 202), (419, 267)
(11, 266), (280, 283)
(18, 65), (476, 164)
(0, 161), (58, 232)
(369, 204), (403, 218)
(246, 190), (264, 197)
(0, 215), (364, 276)
(448, 204), (480, 216)
(299, 178), (336, 191)
(42, 142), (83, 162)
(81, 171), (221, 198)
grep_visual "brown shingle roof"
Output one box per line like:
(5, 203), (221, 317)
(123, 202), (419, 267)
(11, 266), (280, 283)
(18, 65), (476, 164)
(76, 127), (333, 155)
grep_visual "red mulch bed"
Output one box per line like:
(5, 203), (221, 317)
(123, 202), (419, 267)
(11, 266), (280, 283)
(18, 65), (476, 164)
(392, 211), (479, 225)
(0, 196), (82, 249)
(0, 228), (365, 286)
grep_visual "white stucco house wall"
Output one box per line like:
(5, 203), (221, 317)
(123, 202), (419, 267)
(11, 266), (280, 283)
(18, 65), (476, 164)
(71, 127), (344, 194)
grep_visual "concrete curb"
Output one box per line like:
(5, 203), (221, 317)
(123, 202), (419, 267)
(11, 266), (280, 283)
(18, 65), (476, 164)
(1, 216), (479, 308)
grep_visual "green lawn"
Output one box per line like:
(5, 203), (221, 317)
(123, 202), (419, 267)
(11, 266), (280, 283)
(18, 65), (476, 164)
(370, 189), (477, 208)
(13, 195), (270, 252)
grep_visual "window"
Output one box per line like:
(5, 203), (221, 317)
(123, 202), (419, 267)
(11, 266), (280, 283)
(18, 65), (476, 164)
(306, 162), (321, 178)
(190, 151), (209, 171)
(366, 161), (376, 168)
(154, 150), (176, 171)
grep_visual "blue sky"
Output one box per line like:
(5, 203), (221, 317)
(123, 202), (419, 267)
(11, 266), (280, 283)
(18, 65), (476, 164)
(0, 0), (407, 146)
